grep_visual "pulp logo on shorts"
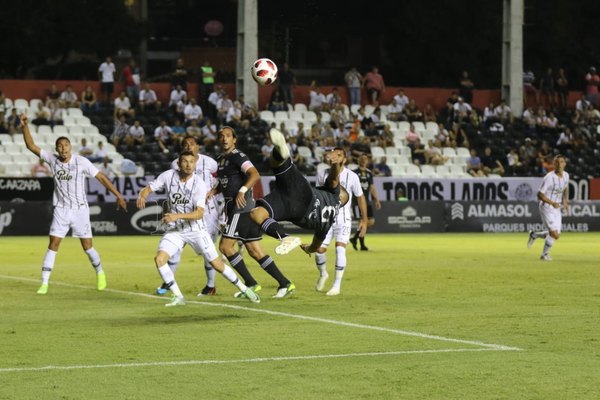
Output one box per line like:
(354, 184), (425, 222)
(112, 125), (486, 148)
(0, 207), (14, 235)
(451, 203), (464, 220)
(131, 205), (164, 233)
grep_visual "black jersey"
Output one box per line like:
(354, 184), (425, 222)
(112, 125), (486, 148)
(354, 167), (374, 202)
(217, 149), (254, 200)
(294, 185), (341, 242)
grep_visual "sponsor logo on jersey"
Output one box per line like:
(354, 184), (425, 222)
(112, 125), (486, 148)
(56, 169), (73, 181)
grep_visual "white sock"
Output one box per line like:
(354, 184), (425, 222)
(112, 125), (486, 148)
(41, 249), (57, 284)
(157, 264), (182, 297)
(85, 247), (102, 273)
(204, 261), (216, 287)
(332, 246), (347, 289)
(542, 236), (554, 256)
(221, 265), (247, 291)
(533, 230), (548, 239)
(168, 250), (182, 273)
(315, 252), (327, 276)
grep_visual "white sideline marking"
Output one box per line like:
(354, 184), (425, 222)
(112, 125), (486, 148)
(0, 348), (497, 373)
(0, 274), (522, 351)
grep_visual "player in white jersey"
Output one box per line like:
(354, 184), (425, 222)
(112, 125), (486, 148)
(313, 151), (368, 295)
(154, 136), (224, 296)
(21, 116), (128, 294)
(527, 155), (569, 261)
(136, 151), (260, 306)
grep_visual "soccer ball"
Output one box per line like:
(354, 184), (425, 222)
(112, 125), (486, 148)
(251, 58), (278, 85)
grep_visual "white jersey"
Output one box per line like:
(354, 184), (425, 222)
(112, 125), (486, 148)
(538, 170), (569, 209)
(317, 166), (363, 222)
(40, 149), (99, 209)
(149, 169), (207, 233)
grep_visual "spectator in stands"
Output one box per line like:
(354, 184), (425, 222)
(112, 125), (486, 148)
(0, 90), (6, 114)
(239, 94), (259, 127)
(48, 100), (64, 128)
(216, 92), (233, 124)
(466, 148), (484, 176)
(186, 118), (202, 139)
(31, 101), (51, 126)
(171, 118), (186, 147)
(171, 58), (188, 91)
(278, 121), (291, 138)
(409, 137), (427, 166)
(325, 87), (343, 112)
(206, 85), (224, 119)
(261, 137), (274, 163)
(556, 126), (574, 153)
(98, 56), (116, 106)
(174, 93), (188, 122)
(522, 105), (536, 131)
(435, 123), (450, 146)
(523, 69), (538, 107)
(404, 122), (420, 146)
(79, 138), (95, 160)
(386, 98), (404, 122)
(448, 122), (469, 148)
(396, 188), (408, 201)
(121, 59), (141, 107)
(6, 109), (21, 135)
(364, 66), (385, 106)
(483, 102), (498, 126)
(46, 83), (60, 107)
(127, 119), (146, 146)
(404, 99), (423, 122)
(423, 103), (437, 123)
(91, 141), (108, 163)
(494, 99), (513, 125)
(372, 157), (390, 177)
(226, 100), (244, 129)
(393, 88), (410, 111)
(110, 113), (129, 146)
(291, 121), (306, 138)
(31, 159), (51, 177)
(308, 81), (327, 112)
(59, 84), (79, 108)
(154, 120), (173, 154)
(379, 123), (395, 147)
(138, 82), (161, 112)
(481, 146), (505, 176)
(425, 139), (448, 166)
(443, 91), (460, 124)
(453, 96), (472, 124)
(344, 67), (363, 106)
(555, 67), (569, 110)
(458, 70), (474, 104)
(98, 156), (116, 178)
(584, 66), (599, 106)
(0, 114), (7, 134)
(168, 84), (187, 110)
(114, 91), (135, 118)
(183, 97), (203, 126)
(80, 85), (100, 113)
(268, 88), (287, 112)
(201, 117), (218, 150)
(278, 62), (297, 105)
(539, 67), (556, 109)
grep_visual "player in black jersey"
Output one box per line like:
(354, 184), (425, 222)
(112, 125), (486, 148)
(249, 128), (349, 255)
(210, 126), (295, 298)
(349, 154), (381, 250)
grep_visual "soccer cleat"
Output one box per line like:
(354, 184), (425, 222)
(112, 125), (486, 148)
(269, 128), (290, 159)
(349, 237), (358, 251)
(197, 285), (216, 296)
(527, 231), (535, 249)
(326, 287), (341, 296)
(315, 273), (329, 292)
(234, 284), (262, 299)
(275, 236), (302, 255)
(360, 246), (369, 251)
(37, 283), (48, 295)
(165, 295), (186, 307)
(155, 283), (169, 296)
(273, 282), (296, 298)
(243, 287), (261, 304)
(540, 254), (553, 261)
(96, 271), (107, 291)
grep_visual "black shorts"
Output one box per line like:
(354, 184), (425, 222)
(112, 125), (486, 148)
(366, 203), (374, 219)
(222, 200), (261, 242)
(101, 82), (114, 95)
(257, 158), (313, 221)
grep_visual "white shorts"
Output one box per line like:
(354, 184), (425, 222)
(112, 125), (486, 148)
(49, 207), (92, 238)
(159, 230), (219, 262)
(321, 218), (352, 248)
(539, 204), (562, 233)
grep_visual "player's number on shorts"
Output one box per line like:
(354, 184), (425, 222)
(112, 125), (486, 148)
(321, 206), (336, 223)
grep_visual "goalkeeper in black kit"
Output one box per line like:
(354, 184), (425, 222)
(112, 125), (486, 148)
(249, 128), (349, 255)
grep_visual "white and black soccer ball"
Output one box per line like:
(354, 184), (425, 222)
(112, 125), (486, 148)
(250, 58), (278, 86)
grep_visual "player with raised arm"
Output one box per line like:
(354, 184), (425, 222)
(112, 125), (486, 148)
(210, 126), (295, 299)
(248, 128), (350, 257)
(350, 154), (381, 251)
(21, 115), (128, 294)
(137, 151), (260, 306)
(154, 136), (224, 297)
(527, 154), (569, 260)
(314, 154), (368, 296)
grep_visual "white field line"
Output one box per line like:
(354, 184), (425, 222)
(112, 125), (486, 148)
(0, 274), (523, 351)
(0, 348), (497, 373)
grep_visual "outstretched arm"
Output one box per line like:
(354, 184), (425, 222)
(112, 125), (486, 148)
(95, 172), (127, 211)
(20, 115), (41, 157)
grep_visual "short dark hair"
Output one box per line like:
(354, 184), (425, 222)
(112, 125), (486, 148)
(179, 151), (194, 159)
(554, 154), (566, 161)
(218, 126), (237, 138)
(55, 136), (70, 146)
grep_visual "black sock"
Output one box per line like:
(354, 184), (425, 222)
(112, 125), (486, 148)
(351, 230), (359, 241)
(359, 237), (366, 247)
(260, 218), (288, 240)
(259, 255), (289, 288)
(226, 253), (258, 287)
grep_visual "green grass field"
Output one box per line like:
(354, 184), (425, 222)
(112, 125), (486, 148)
(1, 233), (599, 399)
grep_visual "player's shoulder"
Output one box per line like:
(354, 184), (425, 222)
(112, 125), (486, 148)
(231, 148), (248, 159)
